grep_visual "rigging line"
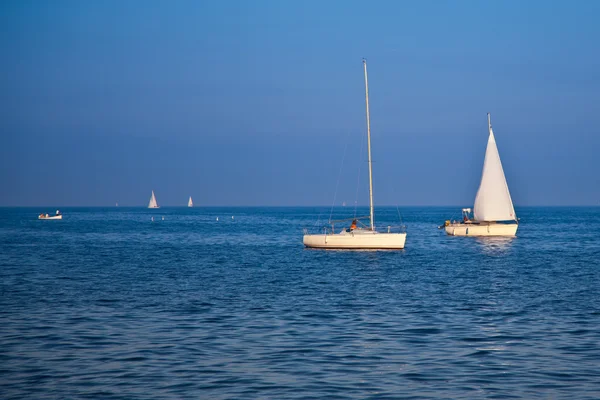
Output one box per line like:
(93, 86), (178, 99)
(396, 205), (404, 226)
(313, 203), (322, 228)
(353, 126), (366, 218)
(328, 135), (351, 223)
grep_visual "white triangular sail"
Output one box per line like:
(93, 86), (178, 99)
(473, 115), (516, 222)
(148, 191), (159, 208)
(188, 196), (193, 207)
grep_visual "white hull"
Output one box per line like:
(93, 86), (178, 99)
(39, 215), (62, 220)
(304, 230), (406, 249)
(445, 223), (517, 237)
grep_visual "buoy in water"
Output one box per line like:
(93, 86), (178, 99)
(216, 217), (219, 221)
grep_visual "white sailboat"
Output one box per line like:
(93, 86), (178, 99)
(188, 196), (193, 207)
(148, 190), (159, 209)
(444, 113), (518, 236)
(303, 59), (407, 249)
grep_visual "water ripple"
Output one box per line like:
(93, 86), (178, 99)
(1, 207), (600, 398)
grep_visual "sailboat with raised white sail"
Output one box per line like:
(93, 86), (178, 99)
(188, 196), (193, 207)
(303, 59), (407, 249)
(148, 190), (159, 209)
(444, 113), (518, 236)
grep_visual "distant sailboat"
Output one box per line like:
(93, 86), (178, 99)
(188, 196), (193, 207)
(444, 113), (518, 236)
(39, 210), (62, 220)
(148, 191), (159, 209)
(303, 59), (407, 249)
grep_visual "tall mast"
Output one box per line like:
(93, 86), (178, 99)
(487, 112), (491, 133)
(363, 59), (375, 231)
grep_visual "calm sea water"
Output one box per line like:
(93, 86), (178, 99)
(1, 206), (599, 399)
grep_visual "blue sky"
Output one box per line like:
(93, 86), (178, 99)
(1, 0), (599, 206)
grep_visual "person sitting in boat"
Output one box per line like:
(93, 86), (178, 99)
(346, 219), (358, 232)
(461, 208), (472, 223)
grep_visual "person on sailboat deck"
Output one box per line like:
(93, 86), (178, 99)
(346, 219), (358, 232)
(461, 208), (471, 223)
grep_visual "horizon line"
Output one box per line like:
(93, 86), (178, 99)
(2, 205), (599, 208)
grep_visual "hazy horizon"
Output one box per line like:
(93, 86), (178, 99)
(2, 1), (599, 207)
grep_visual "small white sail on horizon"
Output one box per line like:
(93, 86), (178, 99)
(188, 196), (193, 207)
(148, 191), (159, 209)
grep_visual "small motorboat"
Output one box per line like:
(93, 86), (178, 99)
(39, 210), (63, 220)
